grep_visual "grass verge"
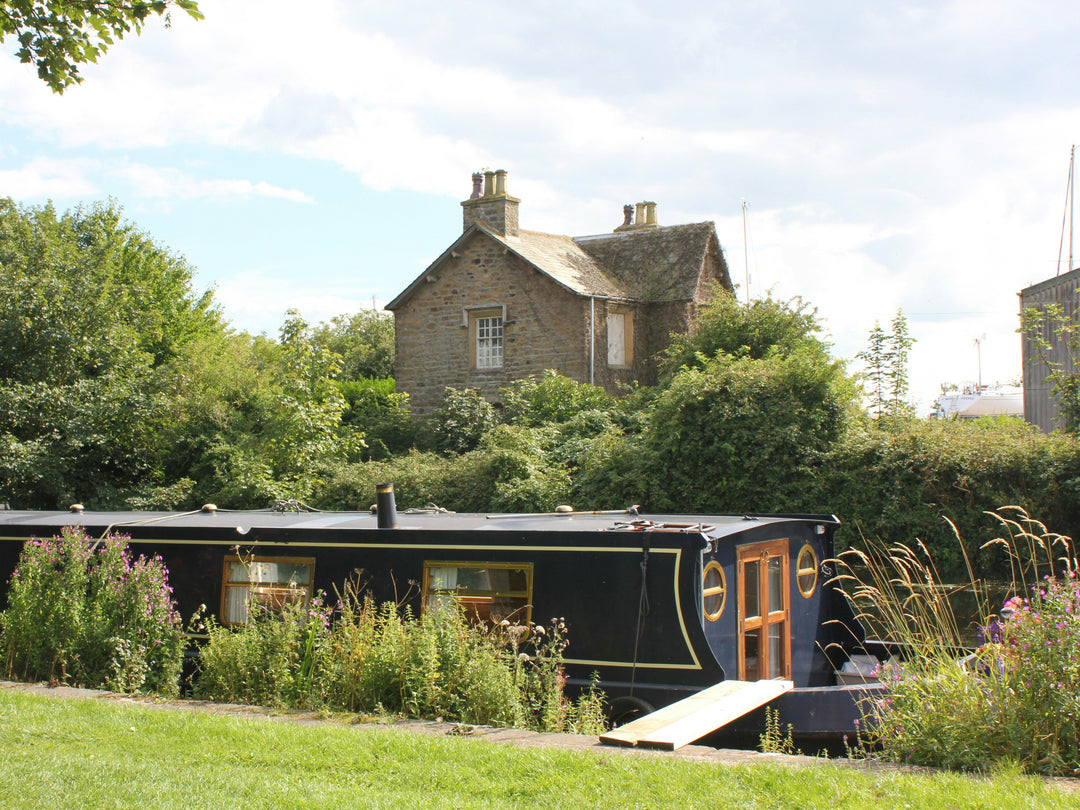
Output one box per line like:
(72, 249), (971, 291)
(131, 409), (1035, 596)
(0, 690), (1074, 809)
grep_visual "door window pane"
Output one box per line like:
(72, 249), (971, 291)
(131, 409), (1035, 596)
(744, 629), (760, 681)
(768, 624), (785, 679)
(768, 556), (784, 613)
(744, 559), (760, 619)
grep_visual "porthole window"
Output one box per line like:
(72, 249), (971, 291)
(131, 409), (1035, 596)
(796, 544), (818, 598)
(702, 560), (727, 621)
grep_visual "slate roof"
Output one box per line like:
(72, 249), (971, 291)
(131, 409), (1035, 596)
(386, 221), (722, 310)
(501, 229), (628, 299)
(575, 222), (721, 302)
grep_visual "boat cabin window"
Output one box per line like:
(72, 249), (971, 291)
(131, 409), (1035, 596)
(221, 557), (314, 625)
(423, 561), (533, 625)
(737, 540), (791, 680)
(796, 544), (818, 598)
(702, 560), (727, 621)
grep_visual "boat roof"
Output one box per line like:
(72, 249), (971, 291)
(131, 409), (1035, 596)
(0, 507), (838, 540)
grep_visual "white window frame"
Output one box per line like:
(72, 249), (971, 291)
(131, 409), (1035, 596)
(464, 305), (506, 370)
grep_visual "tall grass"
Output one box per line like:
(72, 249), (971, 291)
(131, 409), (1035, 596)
(832, 507), (1080, 775)
(193, 576), (607, 734)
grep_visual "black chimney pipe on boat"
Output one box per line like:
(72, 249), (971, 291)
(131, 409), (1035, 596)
(376, 483), (398, 529)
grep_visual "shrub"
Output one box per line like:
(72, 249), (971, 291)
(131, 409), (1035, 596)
(314, 426), (572, 514)
(839, 509), (1080, 775)
(433, 387), (500, 454)
(642, 348), (856, 513)
(320, 591), (525, 726)
(194, 576), (605, 733)
(337, 379), (421, 460)
(500, 370), (614, 427)
(813, 417), (1080, 582)
(0, 527), (184, 695)
(192, 593), (332, 709)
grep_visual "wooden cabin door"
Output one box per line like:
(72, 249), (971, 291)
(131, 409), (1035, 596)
(736, 539), (792, 681)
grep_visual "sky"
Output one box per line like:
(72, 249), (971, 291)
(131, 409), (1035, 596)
(3, 0), (1080, 414)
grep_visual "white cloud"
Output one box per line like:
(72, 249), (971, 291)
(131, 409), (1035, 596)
(115, 165), (314, 203)
(0, 157), (99, 199)
(214, 267), (384, 335)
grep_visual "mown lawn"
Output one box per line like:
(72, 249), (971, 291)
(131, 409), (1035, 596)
(0, 690), (1073, 809)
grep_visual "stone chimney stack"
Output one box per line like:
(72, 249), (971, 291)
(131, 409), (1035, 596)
(615, 201), (660, 232)
(462, 169), (519, 236)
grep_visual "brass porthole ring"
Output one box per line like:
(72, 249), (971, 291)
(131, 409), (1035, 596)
(702, 560), (727, 621)
(796, 544), (818, 598)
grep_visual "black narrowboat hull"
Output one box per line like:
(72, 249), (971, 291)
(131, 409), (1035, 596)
(0, 505), (881, 744)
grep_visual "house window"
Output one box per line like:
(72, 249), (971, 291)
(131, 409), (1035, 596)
(221, 556), (314, 625)
(466, 306), (505, 370)
(423, 561), (533, 625)
(607, 308), (633, 367)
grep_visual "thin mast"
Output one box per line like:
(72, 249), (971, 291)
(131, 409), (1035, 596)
(1057, 145), (1073, 276)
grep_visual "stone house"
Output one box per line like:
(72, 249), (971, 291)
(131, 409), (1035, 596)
(386, 170), (733, 413)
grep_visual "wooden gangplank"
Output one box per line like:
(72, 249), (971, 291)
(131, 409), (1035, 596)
(599, 679), (793, 751)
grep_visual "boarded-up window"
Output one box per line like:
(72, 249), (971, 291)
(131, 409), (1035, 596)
(607, 308), (633, 367)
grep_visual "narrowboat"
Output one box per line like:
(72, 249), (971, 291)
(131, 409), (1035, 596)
(0, 490), (884, 746)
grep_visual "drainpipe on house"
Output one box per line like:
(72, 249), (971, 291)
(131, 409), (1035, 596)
(589, 297), (596, 385)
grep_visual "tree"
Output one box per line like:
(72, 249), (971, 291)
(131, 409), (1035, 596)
(857, 309), (914, 419)
(0, 197), (221, 508)
(196, 311), (364, 507)
(859, 321), (888, 417)
(659, 287), (831, 382)
(311, 308), (394, 380)
(643, 347), (858, 512)
(885, 309), (914, 416)
(0, 0), (202, 93)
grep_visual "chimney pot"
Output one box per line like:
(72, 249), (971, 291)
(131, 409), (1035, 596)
(461, 168), (520, 236)
(622, 204), (633, 227)
(634, 202), (646, 226)
(645, 201), (658, 226)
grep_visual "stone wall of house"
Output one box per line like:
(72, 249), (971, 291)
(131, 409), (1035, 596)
(394, 231), (591, 413)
